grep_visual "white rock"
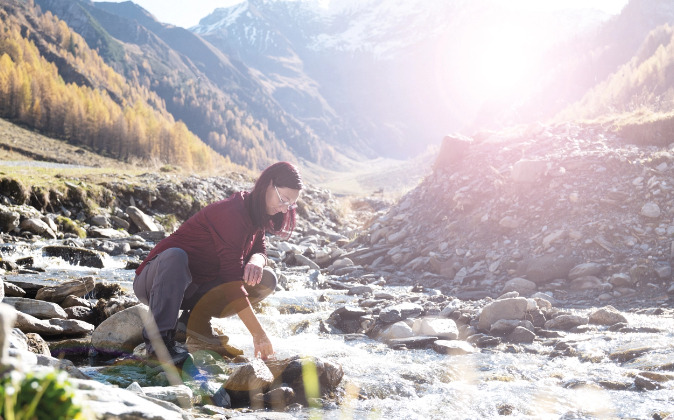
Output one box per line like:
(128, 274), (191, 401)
(640, 202), (661, 218)
(412, 318), (458, 340)
(378, 321), (414, 340)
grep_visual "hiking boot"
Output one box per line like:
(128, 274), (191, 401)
(146, 331), (191, 367)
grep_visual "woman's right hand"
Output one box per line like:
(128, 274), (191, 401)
(253, 333), (274, 360)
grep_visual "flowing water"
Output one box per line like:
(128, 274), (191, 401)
(3, 241), (674, 419)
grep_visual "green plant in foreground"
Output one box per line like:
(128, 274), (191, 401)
(0, 369), (83, 420)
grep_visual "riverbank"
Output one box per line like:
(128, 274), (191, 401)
(1, 120), (674, 418)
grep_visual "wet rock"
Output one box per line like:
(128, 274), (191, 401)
(544, 314), (588, 331)
(42, 245), (105, 268)
(478, 297), (528, 331)
(379, 302), (423, 323)
(348, 285), (373, 296)
(412, 317), (458, 339)
(432, 339), (477, 355)
(387, 336), (438, 349)
(378, 321), (413, 340)
(276, 356), (344, 404)
(0, 207), (20, 232)
(634, 374), (661, 390)
(224, 358), (274, 394)
(91, 304), (146, 354)
(466, 333), (500, 348)
(588, 306), (628, 326)
(251, 386), (295, 409)
(126, 206), (160, 232)
(2, 297), (67, 319)
(88, 227), (129, 239)
(48, 337), (91, 358)
(35, 277), (95, 303)
(4, 281), (26, 297)
(506, 326), (535, 344)
(293, 254), (320, 269)
(489, 319), (533, 336)
(609, 344), (653, 363)
(14, 311), (93, 337)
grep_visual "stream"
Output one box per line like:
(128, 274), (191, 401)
(3, 240), (674, 419)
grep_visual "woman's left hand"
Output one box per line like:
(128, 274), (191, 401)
(244, 253), (266, 286)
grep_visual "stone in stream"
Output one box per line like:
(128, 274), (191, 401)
(224, 358), (275, 405)
(544, 314), (588, 331)
(412, 317), (458, 340)
(477, 297), (528, 331)
(378, 321), (413, 340)
(91, 304), (148, 355)
(42, 245), (106, 268)
(61, 295), (94, 309)
(588, 306), (628, 326)
(19, 217), (56, 239)
(141, 385), (195, 408)
(387, 336), (438, 350)
(251, 386), (296, 409)
(432, 339), (477, 355)
(35, 277), (96, 303)
(379, 302), (423, 323)
(2, 297), (68, 319)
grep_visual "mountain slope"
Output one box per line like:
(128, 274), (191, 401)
(0, 0), (228, 171)
(35, 0), (339, 169)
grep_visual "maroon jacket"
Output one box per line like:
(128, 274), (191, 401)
(135, 191), (266, 312)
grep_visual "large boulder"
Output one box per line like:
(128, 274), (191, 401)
(126, 206), (160, 232)
(412, 317), (458, 340)
(521, 255), (578, 285)
(91, 304), (147, 354)
(589, 306), (628, 326)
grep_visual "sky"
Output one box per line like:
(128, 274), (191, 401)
(97, 0), (630, 29)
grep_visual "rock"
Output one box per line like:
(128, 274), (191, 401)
(640, 202), (661, 218)
(0, 303), (16, 365)
(502, 277), (537, 295)
(511, 159), (548, 183)
(142, 385), (194, 408)
(569, 275), (603, 290)
(4, 281), (26, 297)
(522, 255), (578, 285)
(387, 336), (438, 349)
(2, 297), (68, 319)
(61, 295), (94, 309)
(478, 297), (528, 331)
(65, 306), (96, 323)
(88, 227), (130, 239)
(42, 246), (105, 268)
(126, 206), (160, 232)
(275, 356), (343, 404)
(609, 273), (632, 287)
(0, 207), (20, 232)
(14, 311), (93, 336)
(378, 321), (414, 340)
(544, 314), (588, 331)
(412, 317), (458, 339)
(35, 277), (95, 303)
(506, 326), (535, 344)
(293, 254), (320, 269)
(252, 386), (295, 409)
(19, 218), (56, 239)
(589, 306), (628, 326)
(224, 358), (274, 396)
(379, 302), (423, 323)
(91, 304), (147, 354)
(25, 333), (51, 356)
(347, 285), (373, 296)
(489, 319), (530, 336)
(568, 263), (604, 280)
(48, 337), (91, 358)
(434, 134), (472, 170)
(432, 339), (477, 355)
(634, 375), (661, 390)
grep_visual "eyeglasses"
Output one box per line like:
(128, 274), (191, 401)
(274, 185), (298, 210)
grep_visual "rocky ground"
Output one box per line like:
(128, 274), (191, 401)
(1, 121), (674, 418)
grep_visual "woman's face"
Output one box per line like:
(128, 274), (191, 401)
(266, 181), (301, 215)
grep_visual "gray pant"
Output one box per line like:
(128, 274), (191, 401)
(133, 247), (277, 341)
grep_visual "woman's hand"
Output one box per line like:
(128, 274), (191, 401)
(244, 253), (266, 286)
(253, 333), (274, 360)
